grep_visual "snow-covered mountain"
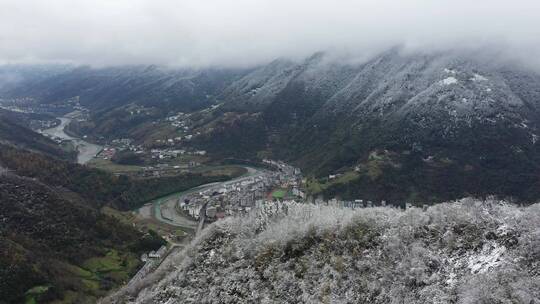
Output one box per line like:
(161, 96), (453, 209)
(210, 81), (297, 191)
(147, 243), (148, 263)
(196, 50), (540, 202)
(0, 65), (248, 112)
(107, 199), (540, 303)
(3, 49), (540, 202)
(221, 49), (540, 131)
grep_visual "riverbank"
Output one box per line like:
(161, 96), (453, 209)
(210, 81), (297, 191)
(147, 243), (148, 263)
(136, 166), (264, 235)
(41, 115), (103, 164)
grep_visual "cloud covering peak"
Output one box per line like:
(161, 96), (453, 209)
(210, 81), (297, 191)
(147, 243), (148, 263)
(1, 0), (540, 67)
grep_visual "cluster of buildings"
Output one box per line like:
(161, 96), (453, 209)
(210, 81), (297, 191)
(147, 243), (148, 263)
(165, 112), (191, 130)
(31, 119), (59, 131)
(97, 138), (143, 160)
(140, 245), (167, 262)
(263, 159), (301, 175)
(98, 136), (206, 162)
(151, 112), (203, 146)
(311, 197), (388, 209)
(178, 172), (278, 221)
(0, 95), (88, 119)
(0, 97), (65, 114)
(127, 105), (155, 117)
(94, 134), (211, 177)
(98, 147), (117, 160)
(178, 162), (304, 222)
(139, 162), (201, 178)
(307, 197), (431, 211)
(98, 135), (207, 167)
(150, 148), (206, 160)
(250, 197), (427, 215)
(263, 159), (305, 198)
(153, 132), (201, 146)
(174, 157), (424, 224)
(133, 245), (169, 284)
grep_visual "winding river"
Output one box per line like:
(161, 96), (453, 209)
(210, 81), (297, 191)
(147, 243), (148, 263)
(138, 166), (265, 232)
(41, 117), (102, 164)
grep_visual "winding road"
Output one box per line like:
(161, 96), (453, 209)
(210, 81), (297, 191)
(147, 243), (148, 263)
(137, 166), (265, 235)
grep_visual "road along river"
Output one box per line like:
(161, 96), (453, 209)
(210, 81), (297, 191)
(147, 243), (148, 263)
(41, 116), (103, 164)
(137, 166), (266, 234)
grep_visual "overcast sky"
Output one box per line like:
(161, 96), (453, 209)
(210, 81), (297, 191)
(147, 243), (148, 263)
(1, 0), (540, 67)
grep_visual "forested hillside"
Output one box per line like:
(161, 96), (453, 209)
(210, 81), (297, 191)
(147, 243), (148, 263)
(0, 123), (235, 303)
(0, 65), (248, 112)
(192, 51), (540, 203)
(4, 50), (540, 204)
(0, 174), (164, 303)
(0, 109), (74, 160)
(0, 145), (232, 210)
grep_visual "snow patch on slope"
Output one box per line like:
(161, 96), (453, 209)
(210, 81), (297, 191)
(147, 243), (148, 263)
(468, 243), (506, 274)
(471, 73), (488, 82)
(118, 200), (540, 304)
(441, 76), (458, 85)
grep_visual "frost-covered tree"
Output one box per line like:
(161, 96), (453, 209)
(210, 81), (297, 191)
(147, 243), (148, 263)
(105, 199), (540, 304)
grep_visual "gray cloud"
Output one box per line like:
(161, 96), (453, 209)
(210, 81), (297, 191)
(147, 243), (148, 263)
(1, 0), (540, 67)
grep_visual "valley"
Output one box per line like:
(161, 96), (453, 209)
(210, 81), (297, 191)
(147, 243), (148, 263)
(9, 49), (539, 205)
(3, 1), (540, 303)
(40, 115), (103, 164)
(1, 49), (540, 304)
(0, 103), (260, 303)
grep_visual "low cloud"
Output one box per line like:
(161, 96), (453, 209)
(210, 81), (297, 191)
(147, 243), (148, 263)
(1, 0), (540, 67)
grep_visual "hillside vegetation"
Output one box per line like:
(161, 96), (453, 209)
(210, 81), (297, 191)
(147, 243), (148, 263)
(0, 110), (74, 160)
(0, 122), (238, 303)
(0, 174), (164, 304)
(5, 51), (540, 204)
(0, 145), (233, 210)
(116, 200), (539, 304)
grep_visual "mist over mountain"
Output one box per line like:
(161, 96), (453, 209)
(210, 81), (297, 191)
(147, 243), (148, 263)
(2, 1), (540, 303)
(163, 49), (540, 202)
(0, 65), (247, 112)
(2, 1), (540, 68)
(3, 49), (540, 203)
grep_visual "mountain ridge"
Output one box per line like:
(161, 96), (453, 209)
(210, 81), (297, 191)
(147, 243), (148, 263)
(108, 200), (540, 304)
(3, 50), (540, 202)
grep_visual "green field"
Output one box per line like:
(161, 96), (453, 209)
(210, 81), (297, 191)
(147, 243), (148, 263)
(82, 249), (140, 282)
(306, 171), (360, 195)
(25, 286), (50, 304)
(271, 189), (287, 199)
(87, 158), (142, 173)
(22, 250), (140, 304)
